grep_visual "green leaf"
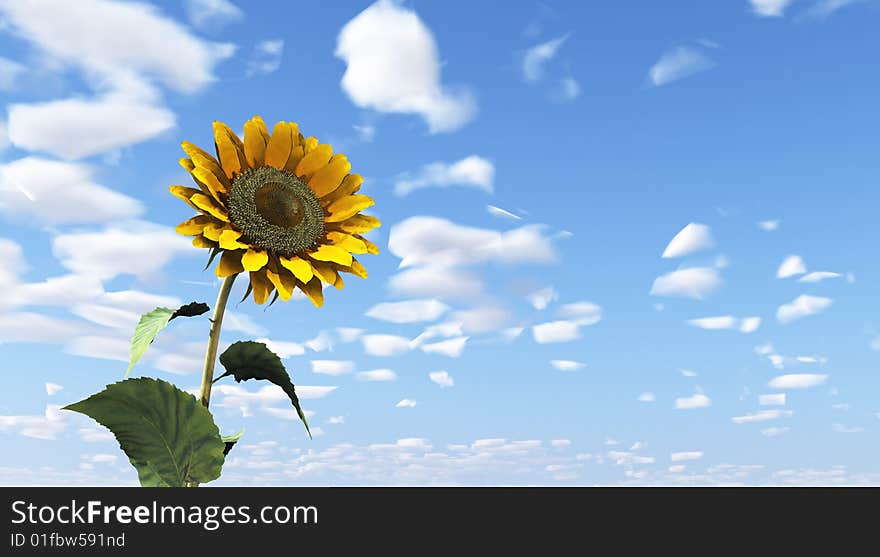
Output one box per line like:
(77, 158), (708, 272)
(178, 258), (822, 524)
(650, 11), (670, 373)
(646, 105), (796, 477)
(64, 378), (225, 487)
(125, 302), (211, 377)
(171, 302), (210, 320)
(218, 341), (311, 438)
(125, 307), (175, 377)
(221, 429), (245, 456)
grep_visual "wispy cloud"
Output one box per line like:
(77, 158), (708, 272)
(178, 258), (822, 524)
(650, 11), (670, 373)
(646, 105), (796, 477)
(395, 156), (494, 196)
(662, 223), (714, 258)
(748, 0), (794, 17)
(522, 34), (569, 82)
(648, 46), (715, 87)
(776, 295), (833, 324)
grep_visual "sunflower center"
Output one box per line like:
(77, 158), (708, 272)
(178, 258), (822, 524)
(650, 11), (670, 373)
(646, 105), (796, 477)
(227, 166), (325, 257)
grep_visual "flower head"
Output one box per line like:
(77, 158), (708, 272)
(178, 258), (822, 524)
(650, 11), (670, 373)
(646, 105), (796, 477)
(171, 116), (380, 306)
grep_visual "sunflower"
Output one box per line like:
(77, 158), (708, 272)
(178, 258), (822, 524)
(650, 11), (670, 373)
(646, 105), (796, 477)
(171, 116), (380, 307)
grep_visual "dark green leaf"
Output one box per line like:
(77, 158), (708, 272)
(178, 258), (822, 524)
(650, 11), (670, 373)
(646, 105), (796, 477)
(218, 341), (311, 438)
(221, 429), (245, 456)
(170, 302), (210, 320)
(63, 378), (225, 487)
(125, 307), (175, 377)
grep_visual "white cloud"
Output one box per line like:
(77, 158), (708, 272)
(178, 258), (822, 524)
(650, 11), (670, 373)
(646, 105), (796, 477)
(776, 255), (806, 278)
(0, 119), (8, 152)
(65, 335), (130, 363)
(661, 223), (714, 258)
(336, 328), (364, 343)
(0, 312), (81, 343)
(78, 427), (114, 443)
(740, 317), (762, 333)
(353, 124), (376, 142)
(7, 74), (176, 159)
(732, 410), (793, 424)
(357, 369), (397, 382)
(0, 0), (234, 93)
(450, 306), (510, 334)
(258, 338), (306, 358)
(310, 360), (354, 376)
(522, 34), (568, 82)
(0, 56), (25, 90)
(389, 266), (484, 299)
(648, 46), (714, 87)
(421, 336), (468, 357)
(366, 299), (449, 323)
(832, 423), (864, 433)
(0, 404), (66, 440)
(326, 416), (345, 424)
(45, 382), (63, 396)
(556, 302), (604, 323)
(222, 312), (266, 337)
(185, 0), (243, 31)
(550, 360), (586, 371)
(0, 157), (143, 223)
(637, 392), (656, 402)
(670, 451), (703, 462)
(758, 219), (780, 231)
(807, 0), (865, 19)
(761, 426), (790, 437)
(247, 39), (284, 76)
(674, 393), (711, 409)
(650, 267), (721, 300)
(395, 399), (417, 408)
(361, 334), (411, 356)
(688, 315), (738, 330)
(776, 295), (833, 324)
(557, 77), (581, 101)
(687, 315), (761, 333)
(527, 287), (557, 310)
(52, 221), (193, 281)
(335, 0), (476, 133)
(680, 369), (698, 377)
(749, 0), (794, 16)
(798, 271), (842, 283)
(759, 393), (786, 406)
(486, 205), (522, 221)
(768, 373), (828, 389)
(395, 156), (494, 196)
(213, 384), (337, 416)
(428, 370), (454, 388)
(532, 320), (581, 344)
(390, 217), (558, 269)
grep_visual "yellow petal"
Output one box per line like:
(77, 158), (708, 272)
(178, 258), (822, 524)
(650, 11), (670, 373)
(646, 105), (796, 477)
(308, 244), (353, 266)
(321, 173), (363, 208)
(241, 248), (269, 271)
(191, 151), (230, 188)
(250, 270), (274, 305)
(355, 235), (380, 254)
(191, 164), (227, 202)
(298, 276), (324, 308)
(330, 214), (382, 234)
(295, 143), (333, 177)
(181, 140), (216, 163)
(333, 273), (345, 290)
(302, 136), (319, 153)
(325, 194), (375, 223)
(243, 116), (269, 168)
(279, 255), (314, 283)
(213, 121), (247, 179)
(326, 231), (368, 253)
(265, 266), (295, 301)
(169, 185), (204, 212)
(264, 121), (300, 169)
(202, 222), (226, 241)
(216, 250), (244, 277)
(179, 157), (195, 173)
(175, 215), (215, 236)
(339, 258), (368, 279)
(219, 228), (250, 250)
(190, 192), (229, 222)
(192, 236), (216, 249)
(310, 261), (339, 285)
(308, 154), (350, 198)
(283, 144), (305, 174)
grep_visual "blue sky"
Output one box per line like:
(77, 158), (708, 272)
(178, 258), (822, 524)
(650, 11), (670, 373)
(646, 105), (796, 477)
(1, 0), (878, 485)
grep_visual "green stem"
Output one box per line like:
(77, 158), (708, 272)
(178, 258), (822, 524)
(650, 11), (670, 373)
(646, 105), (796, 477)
(199, 274), (237, 408)
(187, 274), (237, 488)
